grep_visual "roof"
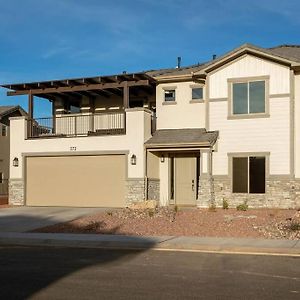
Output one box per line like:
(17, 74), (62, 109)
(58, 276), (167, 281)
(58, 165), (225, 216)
(147, 43), (300, 79)
(2, 43), (300, 95)
(268, 45), (300, 63)
(1, 72), (154, 93)
(0, 105), (27, 125)
(145, 128), (219, 148)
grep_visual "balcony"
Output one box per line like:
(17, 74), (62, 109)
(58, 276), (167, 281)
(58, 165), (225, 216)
(27, 111), (126, 138)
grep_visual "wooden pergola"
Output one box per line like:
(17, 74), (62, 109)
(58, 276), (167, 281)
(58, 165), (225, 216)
(1, 72), (156, 119)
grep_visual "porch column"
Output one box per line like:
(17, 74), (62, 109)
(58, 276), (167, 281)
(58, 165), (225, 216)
(198, 148), (215, 208)
(27, 92), (34, 137)
(123, 81), (129, 108)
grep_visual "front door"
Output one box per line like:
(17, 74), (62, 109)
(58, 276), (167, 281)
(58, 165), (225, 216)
(175, 156), (197, 206)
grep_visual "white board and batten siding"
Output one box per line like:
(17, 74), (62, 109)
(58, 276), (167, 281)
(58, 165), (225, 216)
(209, 55), (291, 176)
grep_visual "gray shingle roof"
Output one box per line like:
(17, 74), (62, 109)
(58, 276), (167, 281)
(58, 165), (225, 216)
(267, 45), (300, 63)
(145, 128), (219, 148)
(145, 44), (300, 79)
(0, 105), (27, 125)
(0, 106), (16, 115)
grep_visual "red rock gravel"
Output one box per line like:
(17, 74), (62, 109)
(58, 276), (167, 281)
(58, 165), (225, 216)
(33, 208), (299, 240)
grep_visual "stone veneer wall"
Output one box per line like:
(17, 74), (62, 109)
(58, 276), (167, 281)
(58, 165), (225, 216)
(9, 179), (24, 205)
(213, 177), (300, 209)
(197, 175), (215, 208)
(147, 178), (160, 202)
(125, 178), (145, 206)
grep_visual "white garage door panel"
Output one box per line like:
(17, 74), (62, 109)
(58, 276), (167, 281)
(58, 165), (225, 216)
(26, 155), (126, 207)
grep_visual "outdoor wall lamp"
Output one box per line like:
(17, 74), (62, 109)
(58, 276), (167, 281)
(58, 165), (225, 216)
(13, 157), (19, 167)
(160, 155), (165, 163)
(131, 154), (137, 165)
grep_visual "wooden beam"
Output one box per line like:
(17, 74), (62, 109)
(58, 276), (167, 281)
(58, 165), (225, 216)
(7, 80), (150, 96)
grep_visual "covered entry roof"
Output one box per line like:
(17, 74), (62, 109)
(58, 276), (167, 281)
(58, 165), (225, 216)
(145, 128), (219, 148)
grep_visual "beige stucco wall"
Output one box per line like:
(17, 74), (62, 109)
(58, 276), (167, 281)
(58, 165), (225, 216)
(147, 151), (159, 179)
(10, 108), (152, 180)
(156, 82), (206, 129)
(0, 124), (10, 180)
(209, 55), (291, 176)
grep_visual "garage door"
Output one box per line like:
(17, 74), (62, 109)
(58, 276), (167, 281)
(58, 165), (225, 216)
(26, 155), (126, 207)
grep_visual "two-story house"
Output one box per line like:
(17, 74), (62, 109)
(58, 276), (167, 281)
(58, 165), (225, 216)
(2, 44), (300, 209)
(0, 106), (27, 202)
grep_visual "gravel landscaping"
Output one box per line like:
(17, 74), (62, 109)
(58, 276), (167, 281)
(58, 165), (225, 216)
(33, 207), (300, 240)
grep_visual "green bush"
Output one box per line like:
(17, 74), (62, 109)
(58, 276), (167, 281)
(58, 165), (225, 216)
(222, 199), (229, 210)
(236, 202), (248, 211)
(174, 205), (179, 213)
(208, 203), (217, 212)
(289, 222), (300, 231)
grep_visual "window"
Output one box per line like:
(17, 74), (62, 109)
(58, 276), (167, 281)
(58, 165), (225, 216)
(0, 172), (3, 184)
(192, 87), (203, 100)
(232, 80), (265, 115)
(164, 90), (176, 102)
(232, 156), (265, 193)
(1, 125), (7, 137)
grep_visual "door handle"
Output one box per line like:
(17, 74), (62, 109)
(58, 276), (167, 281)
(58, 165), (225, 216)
(192, 179), (195, 191)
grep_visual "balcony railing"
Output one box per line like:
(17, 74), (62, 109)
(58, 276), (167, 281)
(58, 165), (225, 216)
(27, 112), (126, 138)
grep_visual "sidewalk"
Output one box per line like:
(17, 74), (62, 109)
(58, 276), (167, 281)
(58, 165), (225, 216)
(0, 232), (299, 256)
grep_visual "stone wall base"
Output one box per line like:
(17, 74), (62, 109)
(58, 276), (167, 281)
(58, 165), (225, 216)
(9, 179), (24, 206)
(197, 176), (215, 208)
(147, 178), (160, 202)
(212, 178), (300, 209)
(125, 178), (145, 206)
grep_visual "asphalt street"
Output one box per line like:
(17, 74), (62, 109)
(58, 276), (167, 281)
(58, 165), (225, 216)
(0, 245), (299, 299)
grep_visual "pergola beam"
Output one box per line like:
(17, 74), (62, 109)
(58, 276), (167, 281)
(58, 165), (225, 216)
(7, 79), (151, 96)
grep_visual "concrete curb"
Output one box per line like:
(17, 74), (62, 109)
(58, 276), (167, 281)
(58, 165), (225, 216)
(0, 232), (299, 257)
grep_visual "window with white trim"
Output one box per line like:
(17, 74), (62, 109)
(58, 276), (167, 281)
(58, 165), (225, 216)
(232, 156), (265, 194)
(232, 80), (265, 115)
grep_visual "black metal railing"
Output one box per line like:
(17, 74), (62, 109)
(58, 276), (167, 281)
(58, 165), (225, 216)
(0, 179), (8, 195)
(27, 112), (126, 138)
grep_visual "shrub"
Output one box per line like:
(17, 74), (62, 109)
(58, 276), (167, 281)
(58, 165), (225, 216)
(236, 202), (248, 211)
(208, 203), (217, 212)
(174, 205), (179, 213)
(289, 222), (300, 231)
(148, 209), (155, 218)
(222, 199), (229, 210)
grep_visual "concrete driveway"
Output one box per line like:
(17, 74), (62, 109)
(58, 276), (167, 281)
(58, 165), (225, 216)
(0, 207), (108, 232)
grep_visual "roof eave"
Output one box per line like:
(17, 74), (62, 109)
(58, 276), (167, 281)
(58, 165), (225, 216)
(194, 45), (295, 75)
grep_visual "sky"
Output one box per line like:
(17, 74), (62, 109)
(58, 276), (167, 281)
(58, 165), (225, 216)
(0, 0), (300, 117)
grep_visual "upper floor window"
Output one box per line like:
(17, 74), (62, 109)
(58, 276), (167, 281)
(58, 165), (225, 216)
(1, 125), (7, 137)
(192, 87), (203, 100)
(164, 89), (176, 102)
(232, 80), (266, 115)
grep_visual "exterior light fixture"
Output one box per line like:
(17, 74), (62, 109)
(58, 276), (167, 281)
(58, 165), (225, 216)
(131, 154), (136, 165)
(13, 157), (19, 167)
(160, 155), (165, 163)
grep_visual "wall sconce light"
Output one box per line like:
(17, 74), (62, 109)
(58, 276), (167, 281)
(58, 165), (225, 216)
(13, 157), (19, 167)
(160, 155), (165, 163)
(131, 154), (136, 165)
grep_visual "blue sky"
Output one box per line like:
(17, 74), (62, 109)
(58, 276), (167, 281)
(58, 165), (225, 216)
(0, 0), (299, 117)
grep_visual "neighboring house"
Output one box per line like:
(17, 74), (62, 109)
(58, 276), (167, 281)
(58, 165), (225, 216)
(2, 43), (300, 209)
(0, 106), (27, 197)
